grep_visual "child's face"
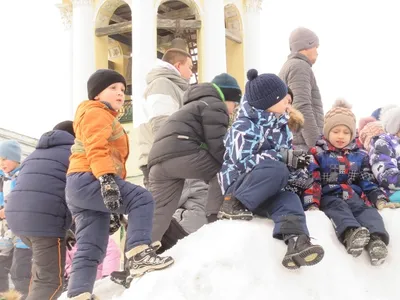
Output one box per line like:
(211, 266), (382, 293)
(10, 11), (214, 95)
(0, 158), (19, 174)
(94, 82), (126, 111)
(397, 131), (400, 138)
(225, 101), (238, 115)
(328, 125), (352, 149)
(267, 94), (291, 114)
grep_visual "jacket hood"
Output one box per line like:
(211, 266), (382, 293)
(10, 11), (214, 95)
(146, 61), (189, 91)
(36, 130), (75, 149)
(183, 83), (223, 105)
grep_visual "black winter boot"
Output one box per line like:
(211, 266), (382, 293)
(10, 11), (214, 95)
(157, 219), (188, 254)
(282, 234), (324, 269)
(366, 234), (388, 266)
(343, 227), (370, 257)
(217, 195), (253, 221)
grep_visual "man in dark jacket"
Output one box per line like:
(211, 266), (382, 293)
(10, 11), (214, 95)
(148, 73), (242, 245)
(5, 121), (75, 300)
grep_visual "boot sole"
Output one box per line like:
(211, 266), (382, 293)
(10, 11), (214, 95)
(346, 227), (370, 257)
(368, 241), (388, 266)
(217, 211), (253, 221)
(282, 245), (325, 270)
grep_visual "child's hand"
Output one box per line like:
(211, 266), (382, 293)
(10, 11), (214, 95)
(0, 208), (5, 219)
(307, 205), (320, 211)
(376, 200), (400, 210)
(99, 174), (122, 212)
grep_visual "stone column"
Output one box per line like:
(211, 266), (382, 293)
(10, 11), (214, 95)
(56, 3), (74, 118)
(201, 0), (227, 81)
(71, 0), (96, 113)
(243, 0), (263, 73)
(130, 0), (157, 104)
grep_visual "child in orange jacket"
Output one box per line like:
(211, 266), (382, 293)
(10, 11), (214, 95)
(65, 69), (173, 300)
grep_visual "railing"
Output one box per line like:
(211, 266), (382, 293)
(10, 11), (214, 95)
(118, 100), (133, 123)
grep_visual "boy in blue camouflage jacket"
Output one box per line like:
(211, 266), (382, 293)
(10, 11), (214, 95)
(303, 99), (393, 266)
(217, 69), (324, 269)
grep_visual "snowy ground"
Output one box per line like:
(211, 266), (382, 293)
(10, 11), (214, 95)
(61, 210), (400, 300)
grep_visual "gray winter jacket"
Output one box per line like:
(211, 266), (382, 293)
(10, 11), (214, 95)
(279, 53), (324, 150)
(137, 64), (189, 167)
(148, 83), (229, 168)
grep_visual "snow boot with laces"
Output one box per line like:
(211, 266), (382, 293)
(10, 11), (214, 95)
(111, 241), (167, 288)
(343, 227), (370, 257)
(217, 195), (253, 221)
(366, 234), (388, 266)
(282, 234), (324, 269)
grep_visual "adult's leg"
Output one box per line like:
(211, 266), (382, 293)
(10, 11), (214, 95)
(0, 252), (13, 292)
(10, 247), (32, 299)
(21, 236), (66, 300)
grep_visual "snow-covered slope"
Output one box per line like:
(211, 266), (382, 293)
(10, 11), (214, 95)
(63, 210), (400, 300)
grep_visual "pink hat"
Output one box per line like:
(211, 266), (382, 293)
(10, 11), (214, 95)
(359, 121), (385, 151)
(358, 116), (377, 133)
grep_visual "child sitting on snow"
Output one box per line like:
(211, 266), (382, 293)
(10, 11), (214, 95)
(303, 99), (392, 266)
(218, 69), (324, 269)
(368, 106), (400, 203)
(65, 69), (173, 300)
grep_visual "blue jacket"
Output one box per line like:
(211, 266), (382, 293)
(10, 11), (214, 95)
(6, 130), (74, 238)
(303, 138), (386, 209)
(1, 167), (26, 249)
(218, 99), (292, 194)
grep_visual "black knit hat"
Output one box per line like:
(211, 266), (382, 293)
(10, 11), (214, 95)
(245, 69), (288, 110)
(211, 73), (242, 103)
(53, 121), (75, 137)
(87, 69), (126, 100)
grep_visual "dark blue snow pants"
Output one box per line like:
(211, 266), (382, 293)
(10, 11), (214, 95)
(321, 193), (389, 244)
(66, 172), (154, 297)
(227, 159), (309, 239)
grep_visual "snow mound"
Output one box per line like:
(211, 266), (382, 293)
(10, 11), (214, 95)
(68, 210), (400, 300)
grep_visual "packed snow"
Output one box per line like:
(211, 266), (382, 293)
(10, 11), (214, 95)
(61, 210), (400, 300)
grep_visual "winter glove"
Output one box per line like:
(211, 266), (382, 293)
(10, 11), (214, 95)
(109, 213), (122, 235)
(66, 229), (76, 251)
(99, 174), (122, 212)
(376, 200), (400, 210)
(280, 149), (311, 169)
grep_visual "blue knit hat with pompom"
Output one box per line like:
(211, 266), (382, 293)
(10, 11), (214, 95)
(245, 69), (288, 110)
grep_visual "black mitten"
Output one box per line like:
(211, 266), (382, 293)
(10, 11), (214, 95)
(98, 174), (122, 212)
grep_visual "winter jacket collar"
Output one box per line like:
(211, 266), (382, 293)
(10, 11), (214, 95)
(316, 137), (359, 153)
(146, 62), (189, 91)
(237, 98), (290, 129)
(183, 83), (224, 105)
(288, 52), (312, 67)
